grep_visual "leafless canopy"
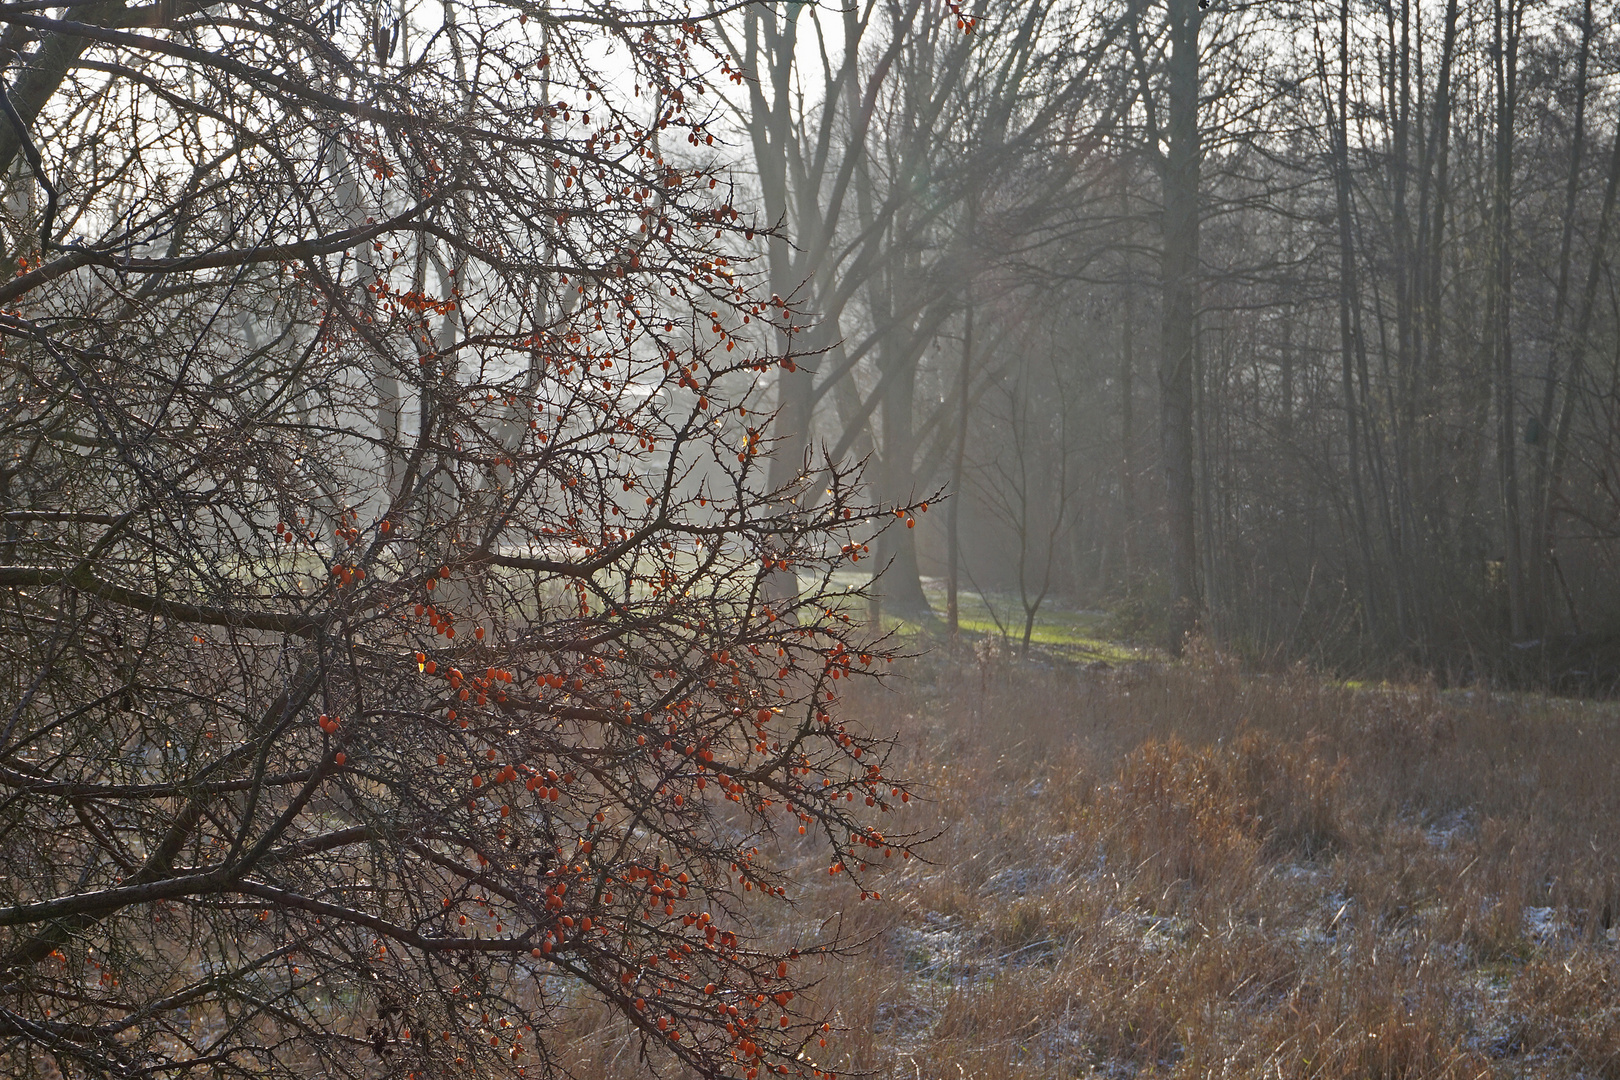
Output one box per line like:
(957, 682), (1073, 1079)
(0, 2), (919, 1077)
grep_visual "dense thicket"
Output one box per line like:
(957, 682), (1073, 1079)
(723, 0), (1620, 686)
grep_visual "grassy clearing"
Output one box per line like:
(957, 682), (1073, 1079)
(552, 646), (1620, 1079)
(915, 579), (1141, 663)
(822, 570), (1146, 663)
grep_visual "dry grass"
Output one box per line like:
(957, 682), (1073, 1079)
(557, 645), (1620, 1079)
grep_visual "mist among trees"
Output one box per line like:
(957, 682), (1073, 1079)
(0, 1), (1618, 1077)
(725, 0), (1620, 685)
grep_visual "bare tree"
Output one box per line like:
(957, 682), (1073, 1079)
(720, 0), (1131, 620)
(0, 3), (922, 1077)
(968, 329), (1081, 655)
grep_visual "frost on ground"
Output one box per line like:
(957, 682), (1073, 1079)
(889, 911), (971, 981)
(980, 865), (1066, 898)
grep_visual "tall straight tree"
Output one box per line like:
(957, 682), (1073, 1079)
(1487, 0), (1527, 640)
(1157, 0), (1202, 653)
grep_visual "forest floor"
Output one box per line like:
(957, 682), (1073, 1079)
(906, 580), (1141, 664)
(560, 630), (1620, 1079)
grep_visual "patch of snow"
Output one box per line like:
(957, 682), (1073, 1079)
(1137, 914), (1189, 951)
(890, 911), (971, 979)
(981, 866), (1066, 898)
(1425, 809), (1474, 850)
(1522, 905), (1567, 945)
(1308, 892), (1355, 945)
(1077, 1056), (1141, 1078)
(1294, 925), (1330, 947)
(870, 1000), (940, 1042)
(1460, 970), (1520, 1060)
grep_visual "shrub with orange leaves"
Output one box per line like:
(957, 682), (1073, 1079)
(0, 3), (920, 1078)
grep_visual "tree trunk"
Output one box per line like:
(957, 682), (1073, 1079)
(1487, 0), (1526, 642)
(874, 333), (933, 616)
(738, 4), (812, 612)
(948, 289), (973, 639)
(1119, 166), (1137, 595)
(1159, 0), (1201, 655)
(0, 2), (134, 179)
(1329, 0), (1381, 641)
(1384, 0), (1417, 644)
(1411, 0), (1458, 647)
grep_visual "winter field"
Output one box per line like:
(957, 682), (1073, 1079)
(550, 638), (1620, 1080)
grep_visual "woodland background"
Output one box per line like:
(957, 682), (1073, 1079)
(717, 0), (1620, 687)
